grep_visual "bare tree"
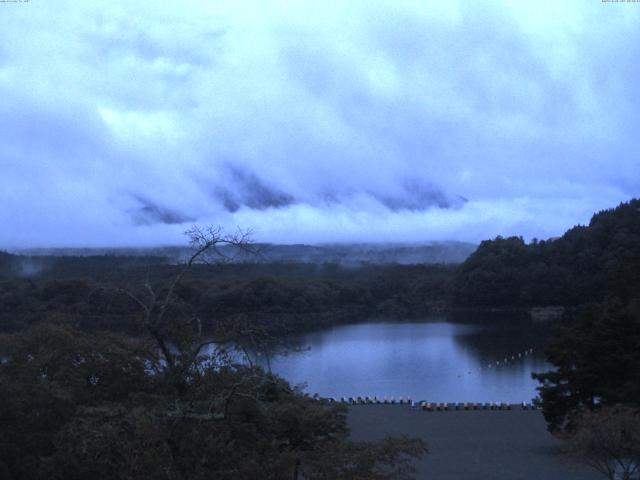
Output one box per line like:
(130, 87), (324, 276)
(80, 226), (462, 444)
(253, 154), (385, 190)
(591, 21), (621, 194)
(121, 225), (256, 391)
(567, 405), (640, 480)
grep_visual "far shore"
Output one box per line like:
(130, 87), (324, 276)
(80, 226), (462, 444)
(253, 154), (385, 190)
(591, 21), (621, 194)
(347, 405), (599, 480)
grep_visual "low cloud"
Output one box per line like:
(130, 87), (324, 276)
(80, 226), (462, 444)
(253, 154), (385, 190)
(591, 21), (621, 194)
(128, 196), (195, 226)
(0, 1), (638, 247)
(212, 166), (297, 213)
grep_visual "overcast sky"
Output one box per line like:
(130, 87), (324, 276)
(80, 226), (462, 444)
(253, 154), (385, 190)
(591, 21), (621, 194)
(0, 1), (638, 247)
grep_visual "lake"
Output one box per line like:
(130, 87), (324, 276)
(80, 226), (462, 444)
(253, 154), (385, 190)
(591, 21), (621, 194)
(262, 318), (552, 403)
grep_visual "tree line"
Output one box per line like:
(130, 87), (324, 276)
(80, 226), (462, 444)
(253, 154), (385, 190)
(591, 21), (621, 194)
(2, 199), (639, 478)
(453, 199), (640, 479)
(453, 199), (640, 307)
(0, 227), (427, 480)
(0, 259), (454, 335)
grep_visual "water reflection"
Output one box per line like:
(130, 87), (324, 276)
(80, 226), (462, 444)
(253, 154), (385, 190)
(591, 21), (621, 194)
(264, 318), (551, 403)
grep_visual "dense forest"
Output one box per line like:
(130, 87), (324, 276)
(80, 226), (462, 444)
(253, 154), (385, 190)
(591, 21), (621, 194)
(1, 200), (639, 478)
(453, 199), (640, 308)
(0, 257), (454, 335)
(532, 299), (640, 432)
(0, 229), (428, 480)
(450, 199), (640, 434)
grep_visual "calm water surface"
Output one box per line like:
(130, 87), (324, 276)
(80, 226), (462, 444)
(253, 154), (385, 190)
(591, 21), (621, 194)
(265, 318), (551, 403)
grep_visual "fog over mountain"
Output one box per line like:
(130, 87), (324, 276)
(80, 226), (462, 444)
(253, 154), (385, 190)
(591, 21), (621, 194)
(1, 1), (638, 247)
(13, 241), (477, 266)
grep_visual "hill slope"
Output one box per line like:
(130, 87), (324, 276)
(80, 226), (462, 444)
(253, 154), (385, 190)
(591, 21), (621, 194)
(453, 198), (640, 307)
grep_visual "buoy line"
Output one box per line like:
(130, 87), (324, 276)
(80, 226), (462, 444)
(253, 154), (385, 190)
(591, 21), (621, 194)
(455, 347), (536, 378)
(326, 398), (539, 411)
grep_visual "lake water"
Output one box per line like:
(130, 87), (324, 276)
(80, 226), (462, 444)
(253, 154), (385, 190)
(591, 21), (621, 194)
(263, 318), (552, 403)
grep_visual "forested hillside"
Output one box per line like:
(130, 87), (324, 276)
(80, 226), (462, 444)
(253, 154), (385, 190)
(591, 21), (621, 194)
(0, 260), (453, 334)
(453, 199), (640, 307)
(0, 232), (427, 479)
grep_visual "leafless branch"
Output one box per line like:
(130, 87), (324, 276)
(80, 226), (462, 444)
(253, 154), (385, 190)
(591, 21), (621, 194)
(119, 225), (257, 380)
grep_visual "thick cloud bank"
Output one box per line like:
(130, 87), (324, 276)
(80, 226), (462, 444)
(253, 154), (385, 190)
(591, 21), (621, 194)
(0, 1), (638, 247)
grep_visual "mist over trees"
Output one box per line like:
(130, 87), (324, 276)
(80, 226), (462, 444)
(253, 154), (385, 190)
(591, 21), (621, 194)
(2, 199), (640, 478)
(0, 259), (454, 335)
(0, 227), (427, 479)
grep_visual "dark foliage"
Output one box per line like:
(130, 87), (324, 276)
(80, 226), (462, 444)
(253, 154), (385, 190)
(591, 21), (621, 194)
(449, 198), (640, 435)
(533, 301), (640, 433)
(453, 198), (640, 307)
(0, 314), (427, 480)
(0, 228), (428, 480)
(0, 262), (454, 335)
(566, 405), (640, 480)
